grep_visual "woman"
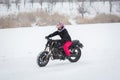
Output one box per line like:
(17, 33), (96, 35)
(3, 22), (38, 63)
(46, 22), (72, 57)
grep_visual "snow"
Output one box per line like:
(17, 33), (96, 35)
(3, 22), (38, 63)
(0, 23), (120, 80)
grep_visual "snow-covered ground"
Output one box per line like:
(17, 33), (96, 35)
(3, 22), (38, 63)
(0, 23), (120, 80)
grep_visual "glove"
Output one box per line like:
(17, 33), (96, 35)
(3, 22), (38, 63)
(45, 36), (49, 39)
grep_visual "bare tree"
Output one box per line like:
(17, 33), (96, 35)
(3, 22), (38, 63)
(39, 0), (43, 10)
(4, 0), (11, 10)
(46, 0), (57, 14)
(78, 0), (87, 18)
(30, 0), (34, 7)
(102, 0), (106, 5)
(89, 0), (95, 6)
(69, 0), (72, 4)
(0, 0), (4, 4)
(15, 0), (20, 9)
(109, 0), (112, 13)
(24, 0), (26, 7)
(61, 0), (64, 6)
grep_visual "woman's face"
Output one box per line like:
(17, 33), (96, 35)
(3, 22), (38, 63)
(57, 24), (62, 29)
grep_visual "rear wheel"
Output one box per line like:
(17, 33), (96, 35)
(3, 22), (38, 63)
(68, 48), (81, 62)
(37, 51), (49, 67)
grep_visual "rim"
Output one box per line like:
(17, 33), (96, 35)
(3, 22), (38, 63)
(70, 49), (79, 59)
(38, 53), (48, 65)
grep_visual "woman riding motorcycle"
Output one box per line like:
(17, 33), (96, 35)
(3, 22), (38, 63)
(46, 22), (72, 58)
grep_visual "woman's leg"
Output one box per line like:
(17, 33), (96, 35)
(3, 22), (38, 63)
(63, 41), (72, 57)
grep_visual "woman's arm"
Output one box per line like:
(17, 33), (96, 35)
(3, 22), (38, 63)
(47, 31), (59, 38)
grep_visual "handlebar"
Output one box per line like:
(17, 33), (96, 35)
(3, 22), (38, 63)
(45, 36), (52, 41)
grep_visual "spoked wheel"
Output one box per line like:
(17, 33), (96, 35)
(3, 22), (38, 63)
(68, 48), (81, 62)
(37, 51), (49, 67)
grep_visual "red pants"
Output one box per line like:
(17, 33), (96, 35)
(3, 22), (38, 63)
(62, 41), (72, 57)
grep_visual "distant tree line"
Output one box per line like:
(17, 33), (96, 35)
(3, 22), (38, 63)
(0, 0), (120, 4)
(0, 0), (119, 17)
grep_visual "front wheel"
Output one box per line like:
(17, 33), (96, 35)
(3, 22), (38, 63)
(37, 51), (49, 67)
(68, 48), (81, 62)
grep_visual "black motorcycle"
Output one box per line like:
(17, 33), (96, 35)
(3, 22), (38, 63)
(37, 38), (83, 67)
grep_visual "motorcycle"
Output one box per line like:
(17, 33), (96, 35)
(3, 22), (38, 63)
(37, 38), (83, 67)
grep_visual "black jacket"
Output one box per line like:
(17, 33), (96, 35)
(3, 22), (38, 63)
(47, 28), (71, 43)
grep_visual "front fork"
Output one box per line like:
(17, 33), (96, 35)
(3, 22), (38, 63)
(44, 46), (54, 60)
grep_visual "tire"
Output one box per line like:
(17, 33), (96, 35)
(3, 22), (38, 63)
(68, 48), (81, 62)
(37, 51), (49, 67)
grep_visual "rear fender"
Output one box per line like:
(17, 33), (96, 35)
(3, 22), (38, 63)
(71, 40), (83, 48)
(78, 42), (84, 48)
